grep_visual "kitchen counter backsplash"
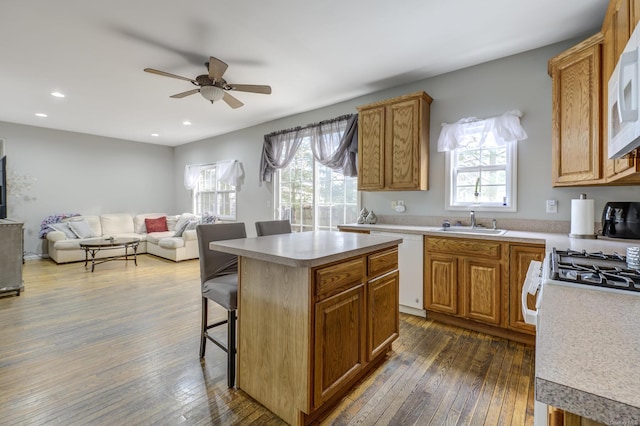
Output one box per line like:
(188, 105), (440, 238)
(375, 215), (574, 234)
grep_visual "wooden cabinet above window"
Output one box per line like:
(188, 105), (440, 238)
(357, 91), (432, 191)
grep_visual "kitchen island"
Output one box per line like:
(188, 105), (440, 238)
(210, 231), (402, 426)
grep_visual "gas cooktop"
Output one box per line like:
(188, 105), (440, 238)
(550, 248), (640, 293)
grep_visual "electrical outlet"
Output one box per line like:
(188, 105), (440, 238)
(546, 199), (558, 214)
(391, 200), (397, 208)
(397, 200), (404, 206)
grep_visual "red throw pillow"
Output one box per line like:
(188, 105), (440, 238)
(145, 216), (168, 233)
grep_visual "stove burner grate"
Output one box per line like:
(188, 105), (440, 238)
(551, 248), (640, 293)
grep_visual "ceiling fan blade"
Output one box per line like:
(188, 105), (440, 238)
(170, 89), (200, 98)
(222, 92), (244, 109)
(208, 56), (228, 81)
(228, 84), (272, 94)
(144, 68), (197, 84)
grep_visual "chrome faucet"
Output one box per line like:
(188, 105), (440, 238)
(470, 210), (476, 228)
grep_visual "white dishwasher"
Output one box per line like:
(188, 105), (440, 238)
(370, 231), (425, 317)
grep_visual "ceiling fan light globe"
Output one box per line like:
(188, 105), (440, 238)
(200, 86), (225, 102)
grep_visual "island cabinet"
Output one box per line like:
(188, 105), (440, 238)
(356, 91), (432, 191)
(212, 232), (400, 426)
(424, 237), (504, 327)
(313, 247), (399, 408)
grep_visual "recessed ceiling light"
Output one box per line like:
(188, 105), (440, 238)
(35, 113), (48, 117)
(151, 133), (159, 137)
(51, 92), (65, 98)
(183, 121), (192, 126)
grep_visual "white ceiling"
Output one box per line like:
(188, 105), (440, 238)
(0, 0), (607, 147)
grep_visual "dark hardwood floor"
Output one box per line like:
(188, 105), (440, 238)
(0, 256), (535, 425)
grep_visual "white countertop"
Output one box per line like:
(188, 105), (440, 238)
(536, 282), (640, 423)
(209, 231), (402, 268)
(338, 223), (640, 254)
(340, 222), (640, 422)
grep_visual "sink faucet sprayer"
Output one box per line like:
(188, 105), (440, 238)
(470, 210), (476, 228)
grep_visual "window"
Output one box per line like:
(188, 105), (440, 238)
(438, 110), (525, 213)
(446, 138), (517, 212)
(277, 138), (359, 232)
(193, 165), (237, 220)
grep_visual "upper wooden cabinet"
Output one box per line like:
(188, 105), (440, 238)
(549, 0), (640, 187)
(357, 91), (432, 191)
(549, 33), (604, 186)
(603, 0), (640, 183)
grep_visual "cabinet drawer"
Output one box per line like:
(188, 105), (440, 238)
(315, 257), (365, 298)
(367, 248), (398, 278)
(425, 237), (501, 259)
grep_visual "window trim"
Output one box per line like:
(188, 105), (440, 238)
(445, 141), (517, 213)
(192, 165), (237, 221)
(273, 140), (360, 231)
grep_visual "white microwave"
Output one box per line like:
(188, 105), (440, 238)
(608, 22), (640, 159)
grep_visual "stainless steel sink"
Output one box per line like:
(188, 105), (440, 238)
(433, 226), (507, 236)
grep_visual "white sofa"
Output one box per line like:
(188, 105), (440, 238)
(46, 213), (201, 263)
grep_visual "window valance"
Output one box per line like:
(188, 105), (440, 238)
(259, 114), (358, 184)
(184, 160), (244, 190)
(437, 110), (528, 152)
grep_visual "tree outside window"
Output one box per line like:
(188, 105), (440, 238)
(447, 139), (517, 212)
(277, 138), (358, 232)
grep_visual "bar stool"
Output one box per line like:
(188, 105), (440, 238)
(255, 219), (292, 236)
(196, 222), (246, 388)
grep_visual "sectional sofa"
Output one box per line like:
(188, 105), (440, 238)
(46, 213), (204, 263)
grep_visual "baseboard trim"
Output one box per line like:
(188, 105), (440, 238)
(24, 254), (48, 261)
(399, 305), (426, 318)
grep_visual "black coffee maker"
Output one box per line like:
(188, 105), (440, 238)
(602, 202), (640, 239)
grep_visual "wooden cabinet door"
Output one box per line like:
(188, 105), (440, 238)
(357, 91), (431, 191)
(314, 284), (366, 408)
(632, 0), (640, 27)
(367, 271), (399, 361)
(461, 258), (502, 326)
(357, 107), (385, 190)
(604, 0), (640, 182)
(509, 245), (545, 335)
(385, 99), (421, 190)
(424, 253), (458, 315)
(550, 34), (603, 186)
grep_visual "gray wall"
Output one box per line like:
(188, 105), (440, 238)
(4, 37), (640, 256)
(0, 122), (175, 257)
(174, 38), (640, 234)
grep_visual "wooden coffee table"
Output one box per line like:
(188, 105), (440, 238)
(79, 237), (140, 272)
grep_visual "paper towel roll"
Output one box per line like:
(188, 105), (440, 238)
(570, 198), (595, 236)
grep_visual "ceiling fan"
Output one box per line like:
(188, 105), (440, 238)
(144, 56), (271, 109)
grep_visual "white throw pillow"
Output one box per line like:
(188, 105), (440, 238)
(68, 219), (98, 239)
(166, 215), (179, 232)
(174, 218), (199, 237)
(173, 213), (196, 237)
(48, 222), (77, 239)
